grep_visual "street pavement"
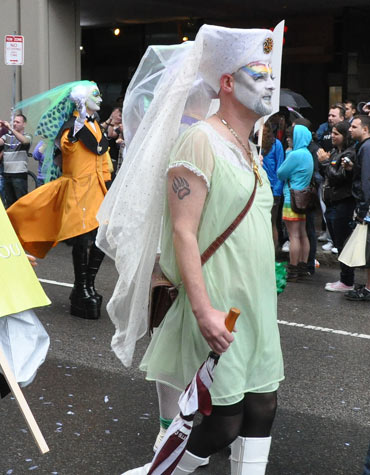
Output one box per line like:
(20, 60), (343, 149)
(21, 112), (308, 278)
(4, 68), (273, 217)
(0, 243), (369, 475)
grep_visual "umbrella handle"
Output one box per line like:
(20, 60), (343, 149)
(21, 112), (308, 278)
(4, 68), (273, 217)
(225, 307), (241, 332)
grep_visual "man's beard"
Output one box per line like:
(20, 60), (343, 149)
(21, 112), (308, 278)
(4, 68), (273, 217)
(253, 100), (273, 117)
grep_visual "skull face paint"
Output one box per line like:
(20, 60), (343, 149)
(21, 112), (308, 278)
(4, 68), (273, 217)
(85, 85), (103, 112)
(232, 62), (275, 117)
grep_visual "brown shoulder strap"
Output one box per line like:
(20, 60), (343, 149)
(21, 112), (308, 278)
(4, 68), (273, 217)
(200, 176), (258, 266)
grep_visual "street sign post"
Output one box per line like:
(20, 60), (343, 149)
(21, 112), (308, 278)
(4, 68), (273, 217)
(4, 34), (24, 122)
(4, 35), (24, 65)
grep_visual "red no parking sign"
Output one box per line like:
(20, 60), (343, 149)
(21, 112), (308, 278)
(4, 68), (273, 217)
(4, 35), (24, 65)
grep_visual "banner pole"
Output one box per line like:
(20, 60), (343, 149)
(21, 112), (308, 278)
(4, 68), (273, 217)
(0, 346), (49, 454)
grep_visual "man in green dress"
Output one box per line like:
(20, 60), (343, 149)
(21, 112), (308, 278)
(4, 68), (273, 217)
(97, 24), (285, 475)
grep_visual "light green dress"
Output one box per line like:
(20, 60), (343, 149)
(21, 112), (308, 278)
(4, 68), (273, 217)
(140, 122), (284, 406)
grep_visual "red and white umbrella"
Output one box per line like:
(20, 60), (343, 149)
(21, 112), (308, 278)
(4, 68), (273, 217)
(147, 307), (241, 475)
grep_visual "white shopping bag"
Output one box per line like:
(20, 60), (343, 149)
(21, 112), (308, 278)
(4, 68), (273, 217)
(0, 309), (50, 387)
(338, 223), (368, 267)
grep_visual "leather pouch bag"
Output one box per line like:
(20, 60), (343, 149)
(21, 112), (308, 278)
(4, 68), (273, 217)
(149, 257), (178, 332)
(289, 181), (317, 214)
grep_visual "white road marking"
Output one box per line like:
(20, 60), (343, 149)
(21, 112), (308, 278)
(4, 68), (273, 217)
(278, 319), (370, 340)
(38, 278), (370, 341)
(39, 278), (73, 288)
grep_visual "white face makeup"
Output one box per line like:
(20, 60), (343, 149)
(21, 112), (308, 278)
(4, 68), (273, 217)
(232, 62), (275, 117)
(85, 85), (103, 112)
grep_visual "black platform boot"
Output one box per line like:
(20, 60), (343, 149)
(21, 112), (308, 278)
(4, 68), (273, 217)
(87, 242), (105, 306)
(70, 242), (100, 319)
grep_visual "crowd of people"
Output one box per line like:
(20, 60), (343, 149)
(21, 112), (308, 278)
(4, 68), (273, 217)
(258, 100), (370, 301)
(0, 22), (369, 475)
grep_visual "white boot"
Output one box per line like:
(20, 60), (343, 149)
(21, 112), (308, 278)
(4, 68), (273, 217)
(230, 436), (272, 475)
(121, 463), (151, 475)
(172, 450), (209, 474)
(153, 427), (209, 467)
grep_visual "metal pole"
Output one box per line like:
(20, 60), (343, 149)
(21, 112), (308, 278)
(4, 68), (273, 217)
(10, 29), (17, 124)
(11, 65), (16, 124)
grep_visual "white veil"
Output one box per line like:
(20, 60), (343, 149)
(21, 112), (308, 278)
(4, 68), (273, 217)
(97, 24), (284, 367)
(122, 43), (193, 149)
(97, 39), (208, 367)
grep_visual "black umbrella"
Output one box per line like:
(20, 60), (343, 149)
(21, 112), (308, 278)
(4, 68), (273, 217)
(280, 89), (311, 109)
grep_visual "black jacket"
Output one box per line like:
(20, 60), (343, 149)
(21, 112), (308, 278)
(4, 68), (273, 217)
(318, 125), (333, 153)
(352, 137), (370, 218)
(319, 145), (356, 205)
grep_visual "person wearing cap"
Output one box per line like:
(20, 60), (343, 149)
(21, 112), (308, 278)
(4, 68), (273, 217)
(98, 23), (284, 475)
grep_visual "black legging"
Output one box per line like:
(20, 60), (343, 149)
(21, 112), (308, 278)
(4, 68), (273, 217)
(187, 391), (277, 458)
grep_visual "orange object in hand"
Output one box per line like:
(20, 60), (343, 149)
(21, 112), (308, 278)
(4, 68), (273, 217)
(225, 307), (241, 332)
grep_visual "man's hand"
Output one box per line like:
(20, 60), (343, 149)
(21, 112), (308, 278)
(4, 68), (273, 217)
(0, 120), (10, 130)
(196, 307), (234, 354)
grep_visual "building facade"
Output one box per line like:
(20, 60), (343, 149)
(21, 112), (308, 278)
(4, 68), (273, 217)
(1, 1), (369, 129)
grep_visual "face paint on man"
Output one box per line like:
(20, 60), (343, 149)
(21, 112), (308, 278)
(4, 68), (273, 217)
(85, 86), (103, 112)
(232, 62), (275, 117)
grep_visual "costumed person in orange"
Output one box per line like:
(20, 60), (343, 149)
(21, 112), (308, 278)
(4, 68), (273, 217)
(7, 81), (111, 320)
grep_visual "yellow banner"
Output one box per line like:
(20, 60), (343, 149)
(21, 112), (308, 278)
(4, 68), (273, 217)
(0, 202), (51, 317)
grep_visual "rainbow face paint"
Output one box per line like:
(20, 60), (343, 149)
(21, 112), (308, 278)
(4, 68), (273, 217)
(240, 62), (273, 81)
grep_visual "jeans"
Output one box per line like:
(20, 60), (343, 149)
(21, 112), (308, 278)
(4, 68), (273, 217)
(0, 175), (5, 206)
(325, 197), (356, 286)
(4, 175), (28, 208)
(363, 443), (370, 475)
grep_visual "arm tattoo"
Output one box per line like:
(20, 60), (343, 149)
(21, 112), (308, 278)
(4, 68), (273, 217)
(172, 176), (191, 200)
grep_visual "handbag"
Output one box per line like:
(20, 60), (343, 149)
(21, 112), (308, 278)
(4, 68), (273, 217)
(289, 179), (317, 214)
(338, 223), (368, 267)
(148, 176), (258, 332)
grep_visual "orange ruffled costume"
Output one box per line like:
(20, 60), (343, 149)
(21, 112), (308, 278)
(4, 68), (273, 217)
(7, 120), (111, 258)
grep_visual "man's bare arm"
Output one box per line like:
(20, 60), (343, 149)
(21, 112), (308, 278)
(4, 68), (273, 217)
(168, 166), (233, 354)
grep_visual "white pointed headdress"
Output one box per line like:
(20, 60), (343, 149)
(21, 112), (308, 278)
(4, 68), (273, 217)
(97, 23), (284, 367)
(198, 25), (275, 95)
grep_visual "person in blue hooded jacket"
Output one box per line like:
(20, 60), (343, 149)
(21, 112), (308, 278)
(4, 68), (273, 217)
(261, 120), (284, 250)
(277, 124), (313, 281)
